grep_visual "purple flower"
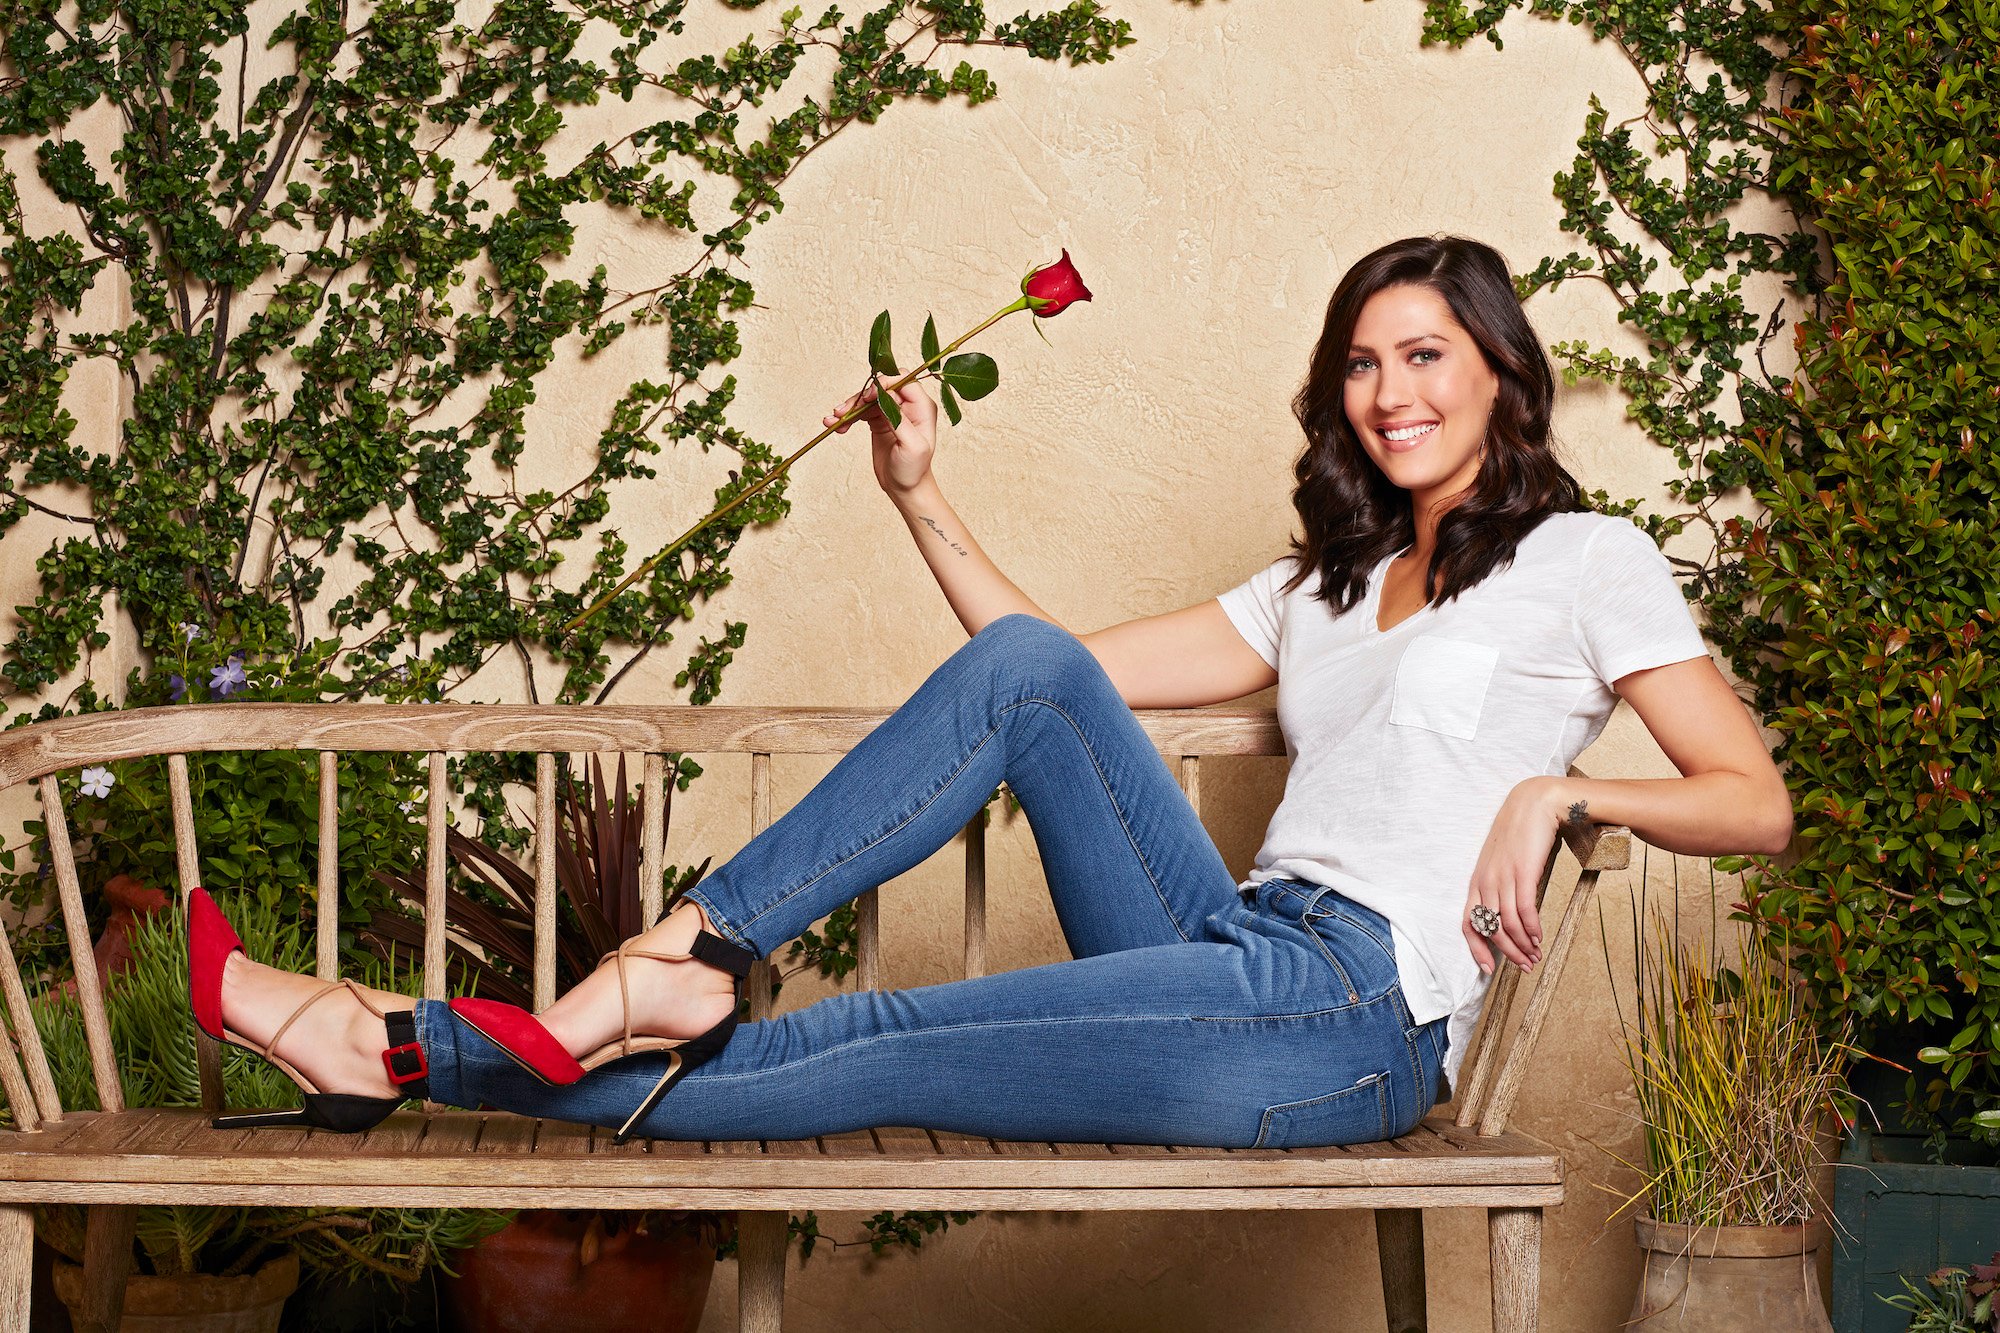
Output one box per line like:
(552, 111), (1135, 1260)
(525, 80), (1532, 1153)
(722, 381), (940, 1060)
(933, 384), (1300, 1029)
(168, 674), (187, 703)
(209, 656), (248, 698)
(79, 767), (115, 799)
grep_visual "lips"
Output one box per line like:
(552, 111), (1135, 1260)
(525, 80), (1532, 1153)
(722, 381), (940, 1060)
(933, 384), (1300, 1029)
(1376, 421), (1438, 450)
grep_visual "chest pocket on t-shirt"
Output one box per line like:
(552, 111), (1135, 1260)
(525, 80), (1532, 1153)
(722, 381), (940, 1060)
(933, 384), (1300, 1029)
(1389, 636), (1500, 740)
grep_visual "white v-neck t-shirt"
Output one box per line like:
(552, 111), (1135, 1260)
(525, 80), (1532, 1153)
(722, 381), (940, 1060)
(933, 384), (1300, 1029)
(1214, 511), (1709, 1095)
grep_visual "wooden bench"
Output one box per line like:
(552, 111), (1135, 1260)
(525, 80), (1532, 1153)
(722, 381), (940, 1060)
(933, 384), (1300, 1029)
(0, 703), (1628, 1332)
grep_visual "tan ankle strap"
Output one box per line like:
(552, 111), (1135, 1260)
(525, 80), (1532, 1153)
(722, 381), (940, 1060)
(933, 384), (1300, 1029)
(262, 977), (384, 1062)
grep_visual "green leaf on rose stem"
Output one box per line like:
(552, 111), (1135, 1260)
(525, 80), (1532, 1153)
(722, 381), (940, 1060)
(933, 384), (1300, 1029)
(940, 380), (962, 427)
(940, 352), (998, 401)
(921, 313), (940, 364)
(1918, 1046), (1952, 1064)
(875, 387), (902, 429)
(869, 311), (899, 375)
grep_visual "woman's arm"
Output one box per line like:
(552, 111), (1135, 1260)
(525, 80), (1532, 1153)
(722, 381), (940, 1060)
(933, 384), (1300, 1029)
(1463, 654), (1793, 977)
(889, 475), (1056, 636)
(828, 375), (1058, 636)
(1559, 655), (1794, 856)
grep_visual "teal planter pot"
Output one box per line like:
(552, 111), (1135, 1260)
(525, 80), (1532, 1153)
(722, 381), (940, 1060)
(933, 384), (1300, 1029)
(1833, 1127), (2000, 1332)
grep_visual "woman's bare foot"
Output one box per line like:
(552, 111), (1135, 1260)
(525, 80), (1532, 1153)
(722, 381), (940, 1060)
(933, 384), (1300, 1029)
(538, 899), (738, 1060)
(220, 954), (416, 1100)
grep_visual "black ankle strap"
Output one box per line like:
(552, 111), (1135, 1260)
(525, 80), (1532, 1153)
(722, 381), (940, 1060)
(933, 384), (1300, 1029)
(690, 929), (757, 978)
(381, 1009), (430, 1100)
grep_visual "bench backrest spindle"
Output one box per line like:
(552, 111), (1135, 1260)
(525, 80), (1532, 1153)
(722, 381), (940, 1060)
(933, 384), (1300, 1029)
(0, 920), (51, 1130)
(166, 753), (224, 1111)
(317, 752), (339, 982)
(963, 811), (987, 980)
(423, 752), (449, 1003)
(37, 776), (121, 1114)
(747, 751), (774, 1024)
(534, 752), (558, 1012)
(640, 752), (668, 930)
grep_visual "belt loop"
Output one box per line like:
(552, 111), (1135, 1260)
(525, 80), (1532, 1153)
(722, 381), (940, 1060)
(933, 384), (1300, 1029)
(1299, 883), (1338, 921)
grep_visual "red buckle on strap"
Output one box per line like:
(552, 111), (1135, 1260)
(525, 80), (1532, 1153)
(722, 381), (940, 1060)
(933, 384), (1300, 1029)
(382, 1041), (429, 1086)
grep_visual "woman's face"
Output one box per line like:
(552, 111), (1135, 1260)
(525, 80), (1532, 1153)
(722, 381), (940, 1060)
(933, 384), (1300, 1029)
(1341, 283), (1501, 514)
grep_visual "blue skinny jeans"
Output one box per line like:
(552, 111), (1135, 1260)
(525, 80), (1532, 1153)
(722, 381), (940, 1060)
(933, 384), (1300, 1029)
(413, 614), (1448, 1147)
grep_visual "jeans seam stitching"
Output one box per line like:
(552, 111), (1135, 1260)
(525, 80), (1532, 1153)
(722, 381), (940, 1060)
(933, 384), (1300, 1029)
(1312, 904), (1398, 971)
(1298, 917), (1365, 1004)
(1253, 1069), (1391, 1149)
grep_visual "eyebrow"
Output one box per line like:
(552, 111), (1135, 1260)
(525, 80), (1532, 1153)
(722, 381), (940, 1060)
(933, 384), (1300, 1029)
(1347, 333), (1448, 355)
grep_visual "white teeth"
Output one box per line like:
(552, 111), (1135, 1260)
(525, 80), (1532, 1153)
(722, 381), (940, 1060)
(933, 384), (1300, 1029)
(1382, 423), (1437, 443)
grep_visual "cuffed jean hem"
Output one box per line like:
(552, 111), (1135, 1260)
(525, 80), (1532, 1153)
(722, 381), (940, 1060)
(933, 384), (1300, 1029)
(676, 886), (757, 955)
(414, 999), (474, 1111)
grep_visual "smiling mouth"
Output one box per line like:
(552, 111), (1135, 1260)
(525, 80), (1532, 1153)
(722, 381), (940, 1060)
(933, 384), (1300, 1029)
(1378, 422), (1438, 446)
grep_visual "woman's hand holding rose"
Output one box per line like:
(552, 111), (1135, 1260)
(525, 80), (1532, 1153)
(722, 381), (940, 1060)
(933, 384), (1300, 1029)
(825, 375), (939, 499)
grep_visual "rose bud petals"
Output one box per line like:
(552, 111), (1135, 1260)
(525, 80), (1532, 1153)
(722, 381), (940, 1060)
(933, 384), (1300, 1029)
(1021, 249), (1092, 317)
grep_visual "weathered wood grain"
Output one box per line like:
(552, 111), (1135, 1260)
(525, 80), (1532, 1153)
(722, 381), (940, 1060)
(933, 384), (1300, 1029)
(0, 705), (1288, 786)
(40, 777), (120, 1113)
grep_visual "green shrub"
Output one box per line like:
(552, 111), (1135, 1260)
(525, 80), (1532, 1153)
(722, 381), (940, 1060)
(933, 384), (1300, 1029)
(1746, 0), (2000, 1143)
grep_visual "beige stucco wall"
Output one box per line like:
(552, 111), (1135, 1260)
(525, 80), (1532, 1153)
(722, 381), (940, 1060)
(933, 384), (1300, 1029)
(0, 1), (1820, 1329)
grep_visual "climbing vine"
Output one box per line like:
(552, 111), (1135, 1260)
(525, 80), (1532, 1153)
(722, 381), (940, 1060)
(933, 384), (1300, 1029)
(0, 0), (1136, 721)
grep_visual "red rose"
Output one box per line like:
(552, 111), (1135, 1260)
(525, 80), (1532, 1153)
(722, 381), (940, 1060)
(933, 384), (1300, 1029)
(1021, 249), (1092, 317)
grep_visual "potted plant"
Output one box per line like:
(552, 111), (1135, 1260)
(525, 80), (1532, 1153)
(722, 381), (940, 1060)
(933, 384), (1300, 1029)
(1600, 882), (1852, 1331)
(22, 892), (508, 1330)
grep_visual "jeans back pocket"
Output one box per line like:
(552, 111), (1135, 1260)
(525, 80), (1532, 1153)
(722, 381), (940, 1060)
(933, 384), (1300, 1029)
(1389, 635), (1499, 740)
(1252, 1069), (1392, 1149)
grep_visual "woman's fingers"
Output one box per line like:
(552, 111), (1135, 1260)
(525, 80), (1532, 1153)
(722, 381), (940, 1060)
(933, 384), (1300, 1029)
(826, 374), (936, 436)
(1464, 920), (1495, 976)
(1468, 884), (1537, 973)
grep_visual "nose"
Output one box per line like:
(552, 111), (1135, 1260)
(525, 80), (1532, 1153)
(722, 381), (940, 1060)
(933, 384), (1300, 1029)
(1374, 361), (1415, 415)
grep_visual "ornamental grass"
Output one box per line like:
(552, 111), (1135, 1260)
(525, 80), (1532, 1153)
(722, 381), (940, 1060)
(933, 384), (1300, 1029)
(1600, 857), (1854, 1229)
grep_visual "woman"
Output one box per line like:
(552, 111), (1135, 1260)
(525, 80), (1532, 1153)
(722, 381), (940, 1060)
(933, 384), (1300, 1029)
(191, 235), (1793, 1149)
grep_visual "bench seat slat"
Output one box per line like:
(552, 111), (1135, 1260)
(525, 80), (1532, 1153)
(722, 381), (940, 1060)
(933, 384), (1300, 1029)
(871, 1126), (937, 1156)
(707, 1138), (766, 1156)
(0, 707), (1288, 784)
(637, 1138), (707, 1159)
(535, 1122), (593, 1156)
(929, 1132), (998, 1156)
(818, 1131), (879, 1157)
(477, 1117), (538, 1155)
(590, 1126), (655, 1157)
(759, 1138), (824, 1159)
(412, 1113), (485, 1155)
(0, 1182), (1565, 1211)
(0, 1111), (1561, 1198)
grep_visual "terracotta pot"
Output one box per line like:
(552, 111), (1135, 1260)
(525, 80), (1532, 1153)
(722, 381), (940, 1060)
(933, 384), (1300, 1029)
(438, 1210), (714, 1333)
(1629, 1213), (1833, 1331)
(51, 1250), (299, 1332)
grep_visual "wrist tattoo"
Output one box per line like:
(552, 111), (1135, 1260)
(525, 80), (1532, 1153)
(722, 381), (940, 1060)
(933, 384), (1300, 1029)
(917, 515), (968, 556)
(1565, 799), (1590, 827)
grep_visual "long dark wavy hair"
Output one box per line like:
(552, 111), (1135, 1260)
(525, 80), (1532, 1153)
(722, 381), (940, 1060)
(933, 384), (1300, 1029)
(1281, 235), (1587, 611)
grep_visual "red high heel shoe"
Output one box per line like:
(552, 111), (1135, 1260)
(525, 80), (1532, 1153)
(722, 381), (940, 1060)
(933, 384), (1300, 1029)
(187, 887), (429, 1132)
(448, 921), (754, 1143)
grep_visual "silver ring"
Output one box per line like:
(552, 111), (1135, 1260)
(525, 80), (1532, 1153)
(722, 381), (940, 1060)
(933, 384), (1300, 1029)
(1469, 904), (1501, 938)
